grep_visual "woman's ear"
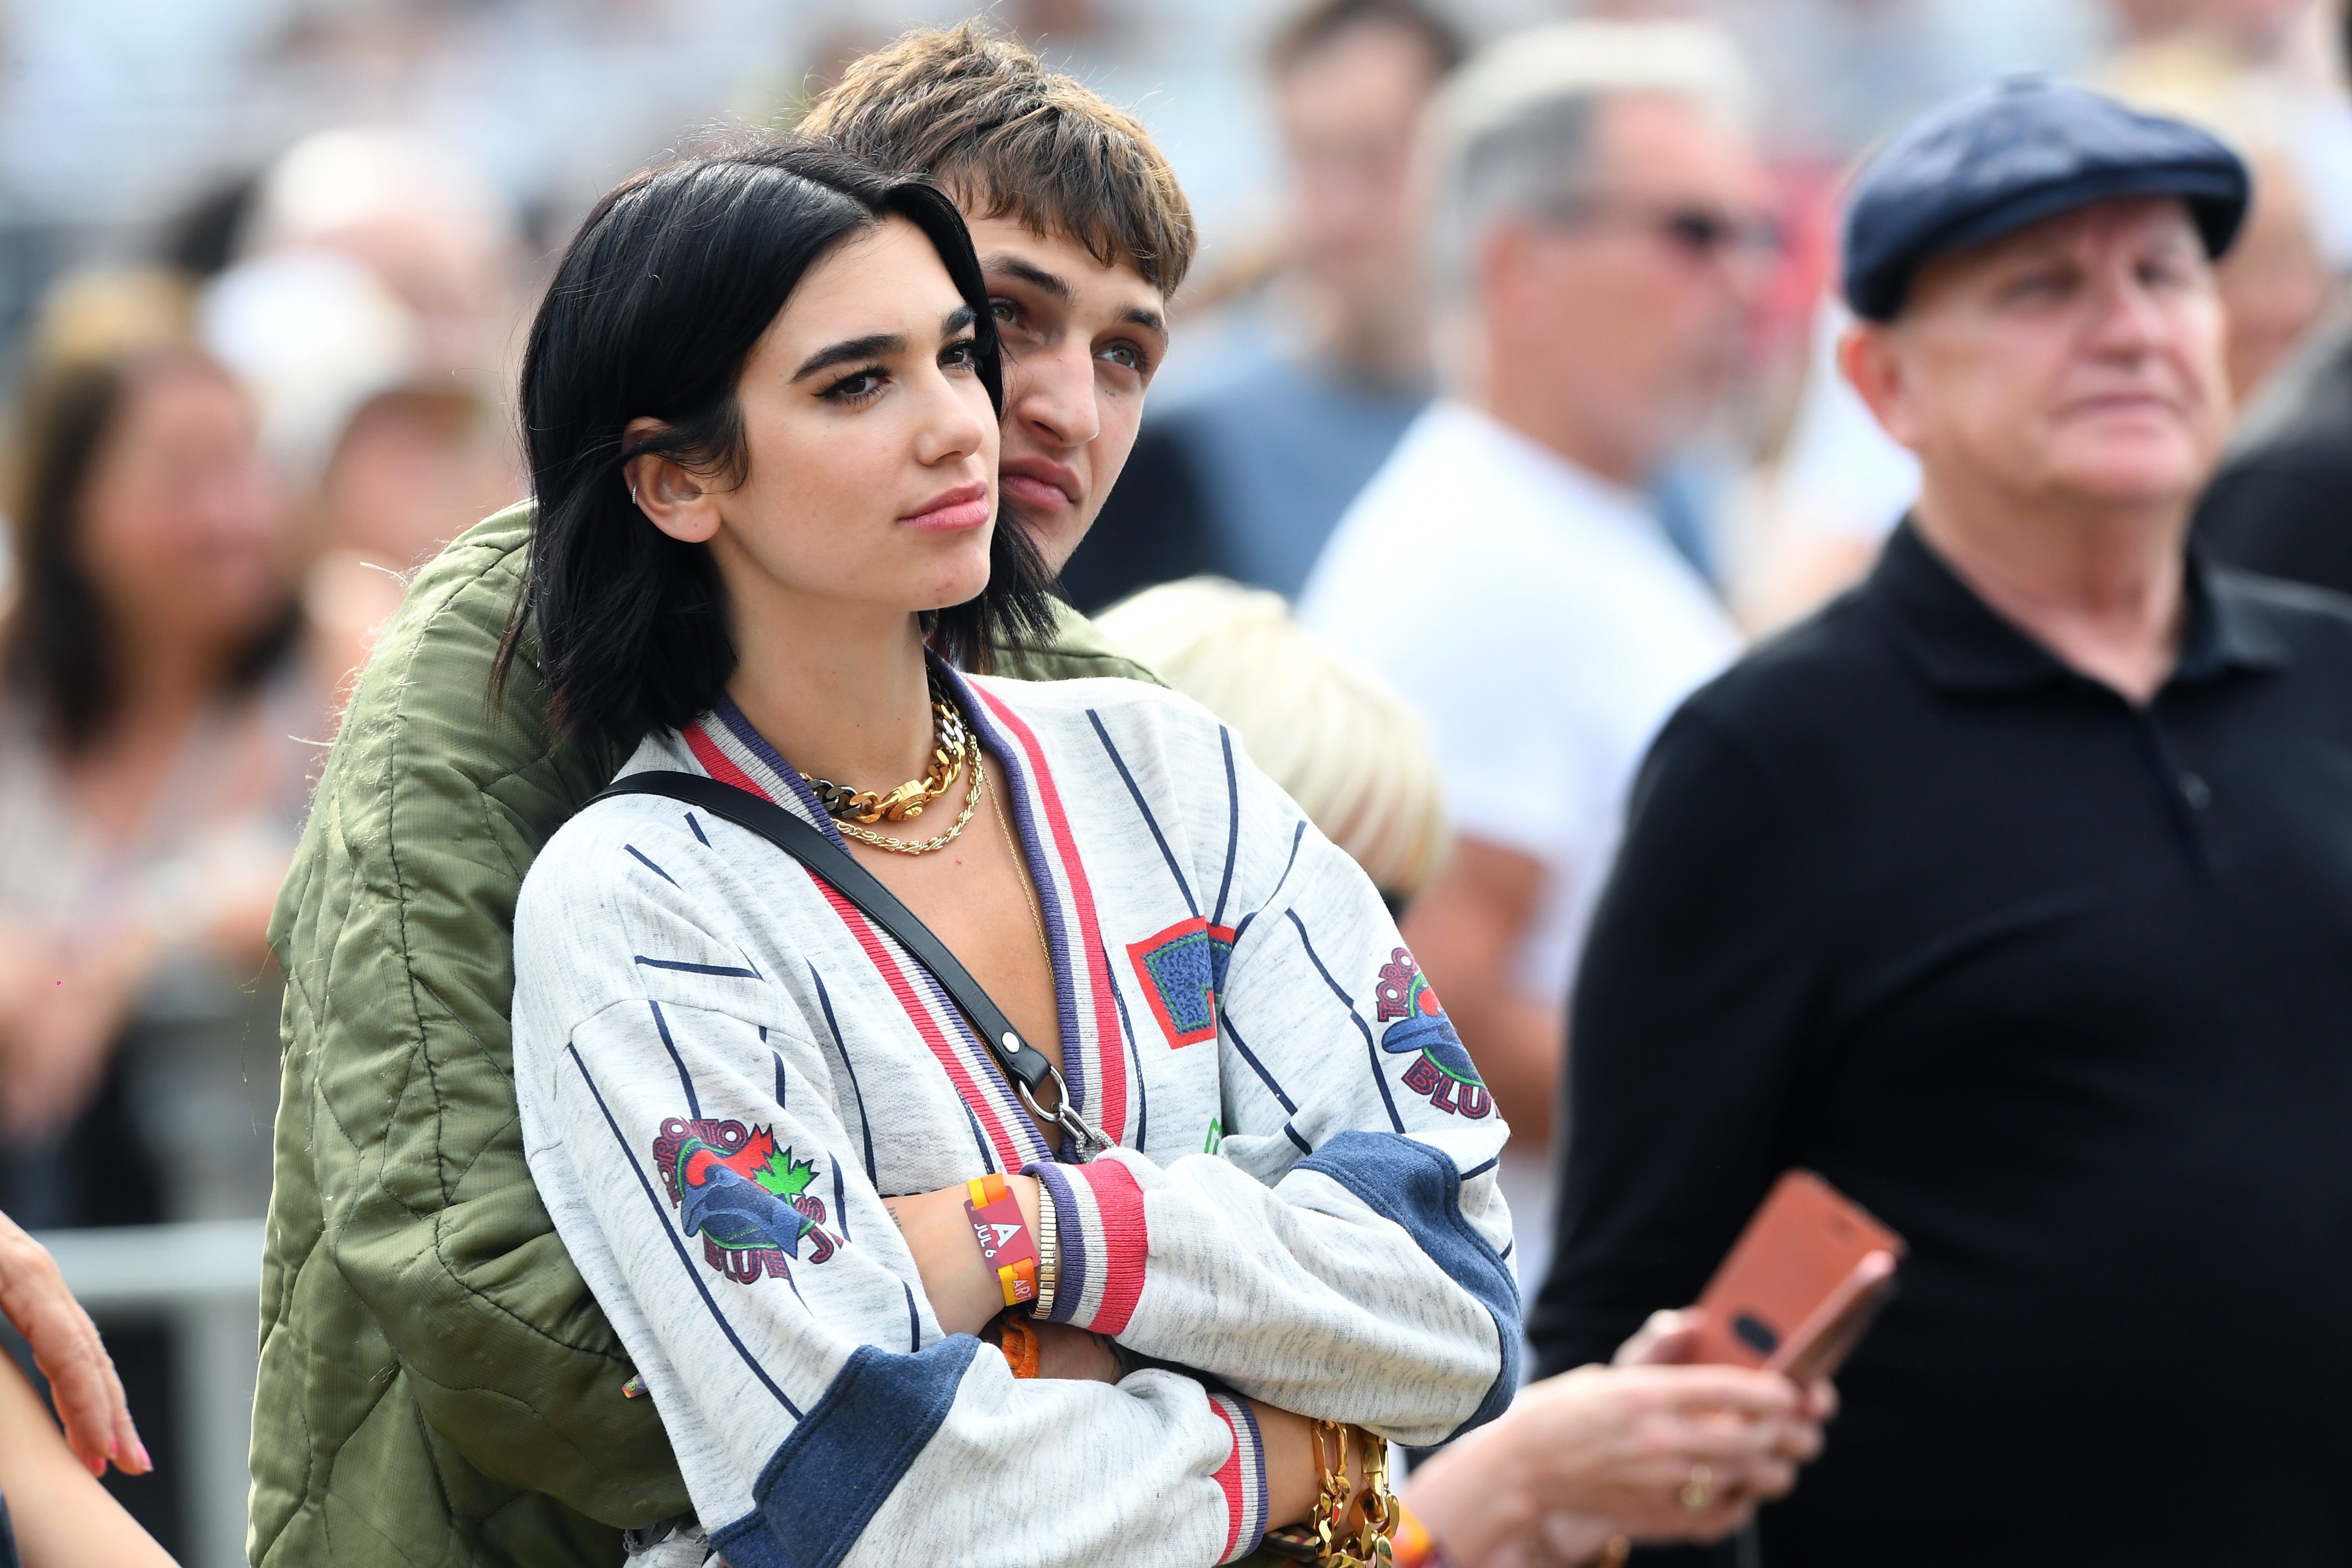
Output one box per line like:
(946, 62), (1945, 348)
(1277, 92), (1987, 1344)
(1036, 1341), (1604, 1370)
(621, 416), (719, 544)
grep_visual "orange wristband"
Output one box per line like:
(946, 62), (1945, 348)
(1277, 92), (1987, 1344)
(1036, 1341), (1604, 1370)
(963, 1172), (1039, 1308)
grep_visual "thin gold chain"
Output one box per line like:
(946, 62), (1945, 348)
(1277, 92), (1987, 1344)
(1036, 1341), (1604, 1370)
(834, 747), (983, 855)
(990, 755), (1052, 970)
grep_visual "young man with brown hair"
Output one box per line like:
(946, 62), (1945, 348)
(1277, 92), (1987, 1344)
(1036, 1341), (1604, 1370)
(249, 26), (1193, 1566)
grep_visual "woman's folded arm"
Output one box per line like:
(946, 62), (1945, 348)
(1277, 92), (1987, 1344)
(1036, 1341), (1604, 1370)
(520, 996), (1278, 1567)
(1036, 822), (1519, 1447)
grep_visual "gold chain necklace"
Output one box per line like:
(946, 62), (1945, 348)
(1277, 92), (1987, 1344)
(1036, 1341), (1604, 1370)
(834, 746), (983, 856)
(800, 680), (968, 826)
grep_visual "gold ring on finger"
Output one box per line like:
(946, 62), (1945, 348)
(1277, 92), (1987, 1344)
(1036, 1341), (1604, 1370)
(1679, 1461), (1715, 1511)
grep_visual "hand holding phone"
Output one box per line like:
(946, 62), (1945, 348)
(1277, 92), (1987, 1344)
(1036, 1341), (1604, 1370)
(1689, 1170), (1905, 1384)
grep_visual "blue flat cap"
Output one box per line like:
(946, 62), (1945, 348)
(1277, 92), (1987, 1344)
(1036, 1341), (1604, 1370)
(1842, 76), (2249, 321)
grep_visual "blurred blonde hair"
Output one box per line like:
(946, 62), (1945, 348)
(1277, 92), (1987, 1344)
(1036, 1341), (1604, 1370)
(1096, 577), (1450, 901)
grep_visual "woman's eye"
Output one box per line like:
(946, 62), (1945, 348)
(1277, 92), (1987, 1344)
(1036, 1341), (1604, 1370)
(822, 369), (887, 403)
(941, 338), (979, 372)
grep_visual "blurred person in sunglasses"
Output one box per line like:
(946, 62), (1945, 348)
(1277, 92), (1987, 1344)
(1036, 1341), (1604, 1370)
(1299, 22), (1777, 1290)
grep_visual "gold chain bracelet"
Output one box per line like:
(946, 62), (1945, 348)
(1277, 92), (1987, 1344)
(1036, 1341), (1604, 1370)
(1313, 1421), (1397, 1567)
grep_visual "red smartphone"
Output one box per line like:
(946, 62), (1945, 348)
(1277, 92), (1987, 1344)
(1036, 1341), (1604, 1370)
(1689, 1169), (1905, 1382)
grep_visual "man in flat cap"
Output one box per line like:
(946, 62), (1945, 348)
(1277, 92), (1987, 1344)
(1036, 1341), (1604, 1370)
(1530, 78), (2352, 1565)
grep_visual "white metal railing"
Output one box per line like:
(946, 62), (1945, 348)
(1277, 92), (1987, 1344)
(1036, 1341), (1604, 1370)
(37, 1220), (265, 1568)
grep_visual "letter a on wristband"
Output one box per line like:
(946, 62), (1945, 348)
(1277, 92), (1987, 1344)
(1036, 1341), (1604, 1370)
(964, 1173), (1040, 1307)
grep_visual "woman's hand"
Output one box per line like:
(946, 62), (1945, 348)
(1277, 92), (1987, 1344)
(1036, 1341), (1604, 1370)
(884, 1176), (1045, 1338)
(1615, 1306), (1840, 1422)
(1403, 1359), (1824, 1566)
(0, 1210), (147, 1478)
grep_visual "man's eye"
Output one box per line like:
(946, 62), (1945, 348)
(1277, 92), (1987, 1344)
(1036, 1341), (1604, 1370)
(990, 299), (1018, 325)
(1100, 342), (1147, 373)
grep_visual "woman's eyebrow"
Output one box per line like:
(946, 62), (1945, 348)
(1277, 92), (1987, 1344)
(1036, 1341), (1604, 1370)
(792, 332), (905, 381)
(944, 304), (976, 335)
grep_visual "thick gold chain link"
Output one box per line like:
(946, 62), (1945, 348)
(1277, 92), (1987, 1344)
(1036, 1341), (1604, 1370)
(1309, 1422), (1397, 1568)
(801, 681), (968, 825)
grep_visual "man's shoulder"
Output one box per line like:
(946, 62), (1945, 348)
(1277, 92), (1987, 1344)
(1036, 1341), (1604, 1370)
(1671, 588), (1892, 743)
(269, 500), (612, 958)
(996, 601), (1162, 685)
(324, 500), (605, 791)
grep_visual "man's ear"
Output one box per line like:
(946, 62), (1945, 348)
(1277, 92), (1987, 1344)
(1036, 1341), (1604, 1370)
(1838, 320), (1926, 455)
(1476, 219), (1536, 316)
(621, 415), (719, 544)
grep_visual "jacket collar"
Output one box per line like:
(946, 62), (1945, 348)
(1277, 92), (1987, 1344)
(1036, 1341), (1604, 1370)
(1865, 518), (2288, 696)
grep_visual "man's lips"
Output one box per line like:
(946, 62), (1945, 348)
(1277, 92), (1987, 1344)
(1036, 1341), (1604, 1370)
(901, 482), (991, 532)
(1000, 458), (1081, 511)
(2061, 389), (2183, 419)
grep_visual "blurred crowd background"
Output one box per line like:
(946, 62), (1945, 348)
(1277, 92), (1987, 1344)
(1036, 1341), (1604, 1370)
(0, 0), (2347, 1559)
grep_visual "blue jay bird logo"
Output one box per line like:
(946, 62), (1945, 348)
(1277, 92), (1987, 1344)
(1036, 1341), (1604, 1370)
(653, 1117), (836, 1283)
(1374, 949), (1492, 1118)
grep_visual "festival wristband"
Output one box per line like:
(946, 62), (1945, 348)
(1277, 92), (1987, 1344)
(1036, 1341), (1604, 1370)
(963, 1173), (1039, 1308)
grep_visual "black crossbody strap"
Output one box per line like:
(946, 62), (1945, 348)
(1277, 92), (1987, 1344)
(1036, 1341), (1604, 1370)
(592, 770), (1108, 1158)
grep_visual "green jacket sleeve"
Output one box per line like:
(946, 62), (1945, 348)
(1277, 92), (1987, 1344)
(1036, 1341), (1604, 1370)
(251, 502), (1156, 1565)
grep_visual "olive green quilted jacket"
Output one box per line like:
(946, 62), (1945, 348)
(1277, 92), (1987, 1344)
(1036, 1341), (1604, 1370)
(252, 503), (1155, 1567)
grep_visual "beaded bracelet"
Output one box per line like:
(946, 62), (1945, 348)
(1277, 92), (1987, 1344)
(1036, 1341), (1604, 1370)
(962, 1172), (1038, 1308)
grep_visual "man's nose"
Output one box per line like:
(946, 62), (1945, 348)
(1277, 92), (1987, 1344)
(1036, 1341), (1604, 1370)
(1009, 342), (1101, 449)
(2082, 268), (2172, 355)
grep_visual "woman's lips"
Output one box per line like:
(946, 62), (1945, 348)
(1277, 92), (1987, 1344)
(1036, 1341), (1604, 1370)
(901, 482), (992, 532)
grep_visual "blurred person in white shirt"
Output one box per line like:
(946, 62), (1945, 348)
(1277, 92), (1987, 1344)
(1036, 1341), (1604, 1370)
(1066, 0), (1464, 609)
(1299, 21), (1773, 1286)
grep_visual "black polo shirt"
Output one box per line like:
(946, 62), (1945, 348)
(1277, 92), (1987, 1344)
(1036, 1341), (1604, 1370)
(1529, 523), (2352, 1567)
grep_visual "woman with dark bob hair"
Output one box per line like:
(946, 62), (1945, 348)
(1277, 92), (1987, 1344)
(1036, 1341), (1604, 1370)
(506, 139), (1807, 1567)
